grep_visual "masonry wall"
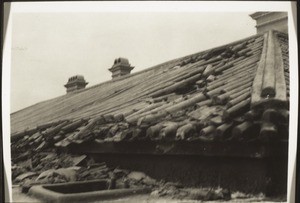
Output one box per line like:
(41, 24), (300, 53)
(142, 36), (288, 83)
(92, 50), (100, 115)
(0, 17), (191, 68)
(89, 153), (287, 196)
(69, 141), (288, 196)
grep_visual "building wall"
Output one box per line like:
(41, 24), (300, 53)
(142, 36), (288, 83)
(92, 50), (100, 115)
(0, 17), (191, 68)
(69, 141), (288, 196)
(89, 153), (287, 196)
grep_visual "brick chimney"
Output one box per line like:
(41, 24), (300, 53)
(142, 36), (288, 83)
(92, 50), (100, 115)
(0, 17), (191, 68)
(109, 57), (134, 79)
(250, 12), (288, 34)
(64, 75), (88, 94)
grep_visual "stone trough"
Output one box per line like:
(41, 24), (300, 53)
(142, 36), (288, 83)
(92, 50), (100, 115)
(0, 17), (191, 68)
(28, 179), (151, 203)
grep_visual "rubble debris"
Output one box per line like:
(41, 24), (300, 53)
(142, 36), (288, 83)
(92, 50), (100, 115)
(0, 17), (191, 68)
(11, 148), (277, 202)
(151, 183), (231, 201)
(77, 163), (109, 181)
(127, 171), (147, 181)
(231, 191), (266, 201)
(36, 167), (77, 184)
(12, 165), (28, 180)
(15, 172), (37, 183)
(71, 155), (88, 166)
(190, 188), (231, 201)
(13, 151), (162, 195)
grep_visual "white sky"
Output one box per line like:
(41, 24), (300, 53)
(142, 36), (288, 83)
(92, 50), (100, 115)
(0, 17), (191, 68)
(11, 11), (256, 112)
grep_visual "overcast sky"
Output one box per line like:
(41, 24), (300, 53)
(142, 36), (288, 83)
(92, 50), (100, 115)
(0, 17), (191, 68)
(11, 12), (256, 113)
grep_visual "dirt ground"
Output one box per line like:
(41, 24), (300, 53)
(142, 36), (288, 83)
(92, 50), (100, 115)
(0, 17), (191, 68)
(11, 187), (286, 203)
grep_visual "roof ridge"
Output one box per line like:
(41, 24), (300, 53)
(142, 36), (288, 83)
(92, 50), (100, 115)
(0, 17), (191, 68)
(250, 30), (288, 108)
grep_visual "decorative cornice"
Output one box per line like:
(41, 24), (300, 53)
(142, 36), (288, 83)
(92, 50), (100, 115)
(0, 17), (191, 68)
(256, 16), (288, 28)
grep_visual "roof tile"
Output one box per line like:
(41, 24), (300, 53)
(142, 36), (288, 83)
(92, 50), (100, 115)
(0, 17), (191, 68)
(11, 31), (289, 154)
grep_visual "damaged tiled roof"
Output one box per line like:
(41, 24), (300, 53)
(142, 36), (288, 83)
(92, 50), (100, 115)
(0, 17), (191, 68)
(11, 30), (289, 154)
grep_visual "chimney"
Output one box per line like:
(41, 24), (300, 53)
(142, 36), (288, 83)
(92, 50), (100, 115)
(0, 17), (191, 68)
(64, 75), (88, 94)
(250, 12), (288, 34)
(109, 57), (134, 79)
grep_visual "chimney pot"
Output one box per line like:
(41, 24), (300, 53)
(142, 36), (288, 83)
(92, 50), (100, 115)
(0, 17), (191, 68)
(64, 75), (88, 94)
(109, 57), (134, 79)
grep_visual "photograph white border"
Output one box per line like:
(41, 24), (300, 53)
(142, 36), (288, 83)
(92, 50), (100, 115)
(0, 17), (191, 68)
(2, 1), (298, 202)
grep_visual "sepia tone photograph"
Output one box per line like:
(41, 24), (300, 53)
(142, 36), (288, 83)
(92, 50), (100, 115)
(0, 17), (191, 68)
(2, 1), (297, 202)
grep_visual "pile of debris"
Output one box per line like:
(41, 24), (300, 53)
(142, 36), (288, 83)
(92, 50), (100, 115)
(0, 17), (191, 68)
(12, 151), (232, 201)
(151, 183), (231, 201)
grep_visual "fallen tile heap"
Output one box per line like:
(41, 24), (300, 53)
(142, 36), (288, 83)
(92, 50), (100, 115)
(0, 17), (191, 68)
(12, 151), (233, 201)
